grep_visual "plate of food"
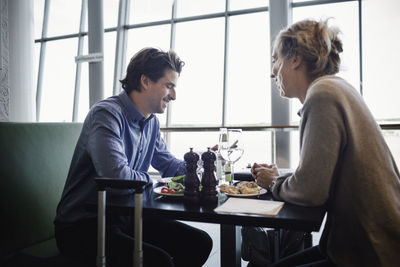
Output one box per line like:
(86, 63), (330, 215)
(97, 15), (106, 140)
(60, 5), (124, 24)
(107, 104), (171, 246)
(154, 175), (185, 196)
(219, 181), (267, 197)
(154, 186), (184, 196)
(158, 174), (185, 184)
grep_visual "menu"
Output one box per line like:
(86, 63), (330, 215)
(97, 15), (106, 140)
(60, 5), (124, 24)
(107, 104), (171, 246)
(214, 198), (284, 216)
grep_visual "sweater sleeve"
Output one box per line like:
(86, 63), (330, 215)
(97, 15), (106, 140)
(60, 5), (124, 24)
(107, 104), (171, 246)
(272, 85), (346, 206)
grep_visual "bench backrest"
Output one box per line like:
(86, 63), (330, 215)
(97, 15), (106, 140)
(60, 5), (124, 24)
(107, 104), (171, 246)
(0, 122), (82, 256)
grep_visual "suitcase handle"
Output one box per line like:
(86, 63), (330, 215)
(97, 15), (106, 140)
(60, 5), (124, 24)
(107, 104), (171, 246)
(95, 177), (145, 267)
(95, 177), (147, 192)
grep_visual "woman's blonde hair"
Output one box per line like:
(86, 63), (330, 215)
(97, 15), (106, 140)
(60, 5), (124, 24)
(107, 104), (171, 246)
(273, 19), (343, 78)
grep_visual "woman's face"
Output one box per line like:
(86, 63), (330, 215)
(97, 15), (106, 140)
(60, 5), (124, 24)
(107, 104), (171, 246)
(271, 50), (297, 99)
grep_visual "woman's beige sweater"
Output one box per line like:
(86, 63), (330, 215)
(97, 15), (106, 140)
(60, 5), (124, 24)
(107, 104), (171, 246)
(271, 75), (400, 267)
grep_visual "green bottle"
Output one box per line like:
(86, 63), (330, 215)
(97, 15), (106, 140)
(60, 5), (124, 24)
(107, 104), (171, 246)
(224, 161), (232, 184)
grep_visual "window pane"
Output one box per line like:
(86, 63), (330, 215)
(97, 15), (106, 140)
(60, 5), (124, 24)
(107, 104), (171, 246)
(104, 0), (119, 29)
(34, 0), (45, 39)
(168, 131), (272, 170)
(78, 60), (89, 122)
(104, 32), (117, 99)
(291, 1), (360, 123)
(40, 39), (77, 122)
(226, 12), (270, 125)
(78, 76), (89, 122)
(362, 0), (400, 122)
(169, 132), (218, 161)
(242, 131), (273, 168)
(177, 0), (225, 17)
(172, 18), (225, 126)
(130, 0), (172, 24)
(77, 37), (89, 122)
(34, 44), (41, 101)
(383, 130), (400, 167)
(47, 0), (81, 37)
(76, 32), (117, 121)
(229, 0), (267, 11)
(290, 130), (300, 169)
(126, 25), (171, 59)
(125, 25), (171, 126)
(292, 0), (318, 3)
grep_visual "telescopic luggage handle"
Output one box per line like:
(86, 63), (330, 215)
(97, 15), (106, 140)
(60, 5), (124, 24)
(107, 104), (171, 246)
(95, 178), (147, 267)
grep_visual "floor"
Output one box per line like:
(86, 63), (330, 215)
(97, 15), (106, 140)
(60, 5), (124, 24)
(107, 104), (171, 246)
(183, 218), (325, 267)
(183, 221), (243, 267)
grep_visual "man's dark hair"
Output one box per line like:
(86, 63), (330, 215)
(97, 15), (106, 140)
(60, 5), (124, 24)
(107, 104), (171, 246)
(120, 47), (185, 94)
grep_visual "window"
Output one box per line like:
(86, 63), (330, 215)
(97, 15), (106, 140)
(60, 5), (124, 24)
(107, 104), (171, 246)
(229, 0), (268, 11)
(40, 38), (77, 122)
(362, 0), (400, 123)
(226, 12), (270, 126)
(129, 0), (172, 24)
(177, 0), (225, 17)
(34, 0), (400, 167)
(46, 0), (81, 37)
(172, 18), (225, 126)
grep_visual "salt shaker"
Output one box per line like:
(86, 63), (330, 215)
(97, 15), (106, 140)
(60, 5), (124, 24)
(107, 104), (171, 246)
(201, 147), (218, 203)
(184, 148), (200, 204)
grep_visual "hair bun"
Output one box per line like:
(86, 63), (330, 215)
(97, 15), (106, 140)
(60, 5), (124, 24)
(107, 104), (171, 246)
(274, 18), (343, 77)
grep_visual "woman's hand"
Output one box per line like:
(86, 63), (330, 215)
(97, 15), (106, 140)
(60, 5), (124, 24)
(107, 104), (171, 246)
(251, 163), (280, 189)
(210, 144), (218, 151)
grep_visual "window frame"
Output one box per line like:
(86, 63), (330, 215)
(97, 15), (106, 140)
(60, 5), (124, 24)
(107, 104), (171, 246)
(34, 0), (400, 167)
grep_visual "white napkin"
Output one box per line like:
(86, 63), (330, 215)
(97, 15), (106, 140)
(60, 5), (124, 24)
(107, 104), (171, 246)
(214, 198), (284, 216)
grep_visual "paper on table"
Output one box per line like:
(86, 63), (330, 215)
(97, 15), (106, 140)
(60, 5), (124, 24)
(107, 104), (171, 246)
(214, 198), (284, 216)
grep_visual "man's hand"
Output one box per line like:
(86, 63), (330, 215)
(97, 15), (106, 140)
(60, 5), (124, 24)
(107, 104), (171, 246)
(251, 163), (280, 189)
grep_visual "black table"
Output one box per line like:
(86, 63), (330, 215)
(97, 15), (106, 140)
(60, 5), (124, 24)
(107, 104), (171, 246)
(100, 182), (326, 267)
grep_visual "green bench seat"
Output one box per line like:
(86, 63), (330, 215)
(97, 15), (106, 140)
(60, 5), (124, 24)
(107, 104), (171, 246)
(0, 122), (82, 264)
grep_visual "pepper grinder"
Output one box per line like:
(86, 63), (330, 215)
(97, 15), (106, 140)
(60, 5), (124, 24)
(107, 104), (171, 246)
(184, 148), (200, 204)
(201, 147), (218, 203)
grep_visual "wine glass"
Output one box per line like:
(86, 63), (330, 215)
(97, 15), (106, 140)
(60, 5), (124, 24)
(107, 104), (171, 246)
(218, 128), (244, 184)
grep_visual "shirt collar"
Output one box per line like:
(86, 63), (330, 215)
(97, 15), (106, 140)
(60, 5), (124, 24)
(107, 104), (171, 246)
(297, 109), (302, 118)
(118, 91), (154, 126)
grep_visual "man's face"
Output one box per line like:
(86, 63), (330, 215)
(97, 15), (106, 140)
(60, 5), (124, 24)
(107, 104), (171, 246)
(146, 69), (179, 114)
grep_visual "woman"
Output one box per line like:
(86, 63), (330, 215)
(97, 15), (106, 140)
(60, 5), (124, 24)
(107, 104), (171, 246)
(252, 19), (400, 266)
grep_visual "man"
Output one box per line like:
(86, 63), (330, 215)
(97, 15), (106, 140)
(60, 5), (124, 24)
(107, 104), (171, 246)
(54, 48), (212, 267)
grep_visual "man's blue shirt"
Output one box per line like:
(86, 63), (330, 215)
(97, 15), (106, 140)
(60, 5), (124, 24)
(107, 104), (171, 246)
(55, 91), (185, 224)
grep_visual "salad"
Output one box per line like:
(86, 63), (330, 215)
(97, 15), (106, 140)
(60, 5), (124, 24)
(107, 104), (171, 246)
(161, 175), (185, 195)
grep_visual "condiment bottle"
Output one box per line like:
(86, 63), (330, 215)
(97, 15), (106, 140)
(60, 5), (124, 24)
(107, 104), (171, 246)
(184, 148), (200, 204)
(201, 147), (218, 203)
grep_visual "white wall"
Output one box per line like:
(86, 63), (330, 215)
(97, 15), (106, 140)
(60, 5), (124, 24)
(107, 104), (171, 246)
(0, 0), (9, 121)
(0, 0), (36, 122)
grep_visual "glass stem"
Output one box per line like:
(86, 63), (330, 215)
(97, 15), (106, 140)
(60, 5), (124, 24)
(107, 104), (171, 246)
(230, 162), (234, 185)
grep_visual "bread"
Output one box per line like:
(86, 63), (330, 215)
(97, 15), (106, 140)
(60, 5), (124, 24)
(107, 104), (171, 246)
(220, 181), (260, 195)
(220, 184), (240, 194)
(240, 186), (259, 194)
(219, 184), (229, 193)
(227, 186), (240, 194)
